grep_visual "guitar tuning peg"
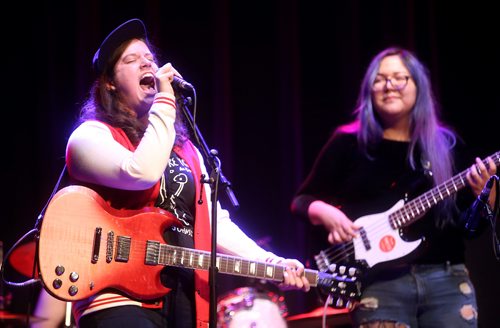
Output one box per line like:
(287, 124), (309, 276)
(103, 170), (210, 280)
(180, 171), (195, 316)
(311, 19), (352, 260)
(335, 298), (344, 308)
(314, 254), (329, 272)
(328, 263), (337, 272)
(339, 265), (346, 274)
(348, 267), (357, 277)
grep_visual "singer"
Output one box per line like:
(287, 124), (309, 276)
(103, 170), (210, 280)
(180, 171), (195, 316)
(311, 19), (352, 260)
(291, 47), (498, 328)
(35, 18), (310, 328)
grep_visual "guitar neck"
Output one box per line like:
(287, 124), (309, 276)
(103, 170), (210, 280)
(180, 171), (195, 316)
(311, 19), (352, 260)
(145, 241), (321, 287)
(390, 151), (500, 229)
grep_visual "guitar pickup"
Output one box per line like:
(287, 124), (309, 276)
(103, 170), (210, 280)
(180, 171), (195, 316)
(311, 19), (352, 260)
(145, 240), (160, 265)
(115, 236), (131, 262)
(360, 227), (371, 250)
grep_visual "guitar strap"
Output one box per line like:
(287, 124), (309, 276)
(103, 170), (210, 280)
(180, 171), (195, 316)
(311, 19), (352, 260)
(34, 163), (69, 231)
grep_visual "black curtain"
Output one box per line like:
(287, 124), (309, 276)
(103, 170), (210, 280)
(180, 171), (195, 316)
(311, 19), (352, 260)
(2, 1), (499, 326)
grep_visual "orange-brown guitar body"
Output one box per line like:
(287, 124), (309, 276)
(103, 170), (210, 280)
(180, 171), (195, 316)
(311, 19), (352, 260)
(38, 185), (180, 301)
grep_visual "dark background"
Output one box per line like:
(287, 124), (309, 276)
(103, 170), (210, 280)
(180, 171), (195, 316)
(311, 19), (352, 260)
(1, 1), (499, 327)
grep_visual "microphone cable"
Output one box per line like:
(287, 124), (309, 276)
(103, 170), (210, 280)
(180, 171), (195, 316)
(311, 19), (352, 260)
(485, 175), (500, 260)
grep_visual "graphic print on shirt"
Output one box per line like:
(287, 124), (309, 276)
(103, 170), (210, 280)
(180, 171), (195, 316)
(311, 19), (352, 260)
(157, 155), (193, 231)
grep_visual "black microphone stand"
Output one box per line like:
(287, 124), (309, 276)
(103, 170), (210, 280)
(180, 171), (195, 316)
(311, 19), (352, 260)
(486, 175), (500, 259)
(176, 88), (239, 328)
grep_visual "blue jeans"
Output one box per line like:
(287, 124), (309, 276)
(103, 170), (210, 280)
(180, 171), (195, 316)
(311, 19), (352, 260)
(351, 262), (478, 327)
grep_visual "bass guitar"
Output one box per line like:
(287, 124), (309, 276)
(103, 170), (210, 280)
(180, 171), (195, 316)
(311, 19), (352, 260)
(315, 151), (499, 272)
(37, 185), (361, 306)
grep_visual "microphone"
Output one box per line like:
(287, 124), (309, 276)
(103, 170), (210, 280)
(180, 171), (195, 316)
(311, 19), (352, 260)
(172, 76), (194, 90)
(464, 177), (494, 234)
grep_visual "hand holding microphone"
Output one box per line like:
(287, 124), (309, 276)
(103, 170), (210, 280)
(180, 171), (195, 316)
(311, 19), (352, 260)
(155, 63), (194, 94)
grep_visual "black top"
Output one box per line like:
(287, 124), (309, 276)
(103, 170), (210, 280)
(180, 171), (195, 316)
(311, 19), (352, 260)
(292, 132), (477, 272)
(156, 151), (196, 327)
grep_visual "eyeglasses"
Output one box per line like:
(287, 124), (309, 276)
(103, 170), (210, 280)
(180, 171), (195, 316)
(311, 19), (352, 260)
(372, 75), (410, 91)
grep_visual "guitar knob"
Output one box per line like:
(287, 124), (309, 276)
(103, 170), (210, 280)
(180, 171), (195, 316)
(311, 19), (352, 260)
(55, 265), (65, 276)
(69, 272), (79, 282)
(68, 285), (78, 296)
(52, 279), (62, 289)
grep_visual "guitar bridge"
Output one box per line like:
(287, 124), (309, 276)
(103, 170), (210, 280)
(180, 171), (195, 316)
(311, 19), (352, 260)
(360, 227), (370, 250)
(91, 227), (102, 264)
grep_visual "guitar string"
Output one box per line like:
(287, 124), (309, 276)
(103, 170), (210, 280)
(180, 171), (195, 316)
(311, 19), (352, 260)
(318, 152), (500, 269)
(42, 220), (271, 272)
(43, 215), (360, 283)
(320, 153), (500, 266)
(42, 159), (488, 288)
(44, 226), (291, 281)
(43, 223), (357, 298)
(39, 161), (485, 285)
(42, 153), (499, 291)
(320, 173), (466, 265)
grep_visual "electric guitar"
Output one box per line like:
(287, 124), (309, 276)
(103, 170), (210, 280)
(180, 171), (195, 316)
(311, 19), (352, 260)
(315, 151), (500, 273)
(37, 185), (361, 306)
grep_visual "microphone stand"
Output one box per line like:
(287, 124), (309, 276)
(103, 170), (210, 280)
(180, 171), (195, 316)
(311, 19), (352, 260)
(176, 91), (239, 328)
(486, 175), (500, 259)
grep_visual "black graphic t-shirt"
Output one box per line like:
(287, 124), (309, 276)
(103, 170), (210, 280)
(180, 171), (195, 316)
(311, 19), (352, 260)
(155, 152), (197, 326)
(156, 151), (196, 250)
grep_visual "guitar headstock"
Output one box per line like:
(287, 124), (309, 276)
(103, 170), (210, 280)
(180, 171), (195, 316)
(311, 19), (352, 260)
(314, 246), (363, 308)
(314, 244), (355, 273)
(316, 269), (362, 309)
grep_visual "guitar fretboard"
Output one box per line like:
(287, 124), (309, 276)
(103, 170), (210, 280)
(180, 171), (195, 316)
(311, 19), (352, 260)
(145, 241), (322, 286)
(389, 151), (500, 229)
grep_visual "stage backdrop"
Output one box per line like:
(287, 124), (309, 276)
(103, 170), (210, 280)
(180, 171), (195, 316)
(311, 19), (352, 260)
(2, 1), (498, 327)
